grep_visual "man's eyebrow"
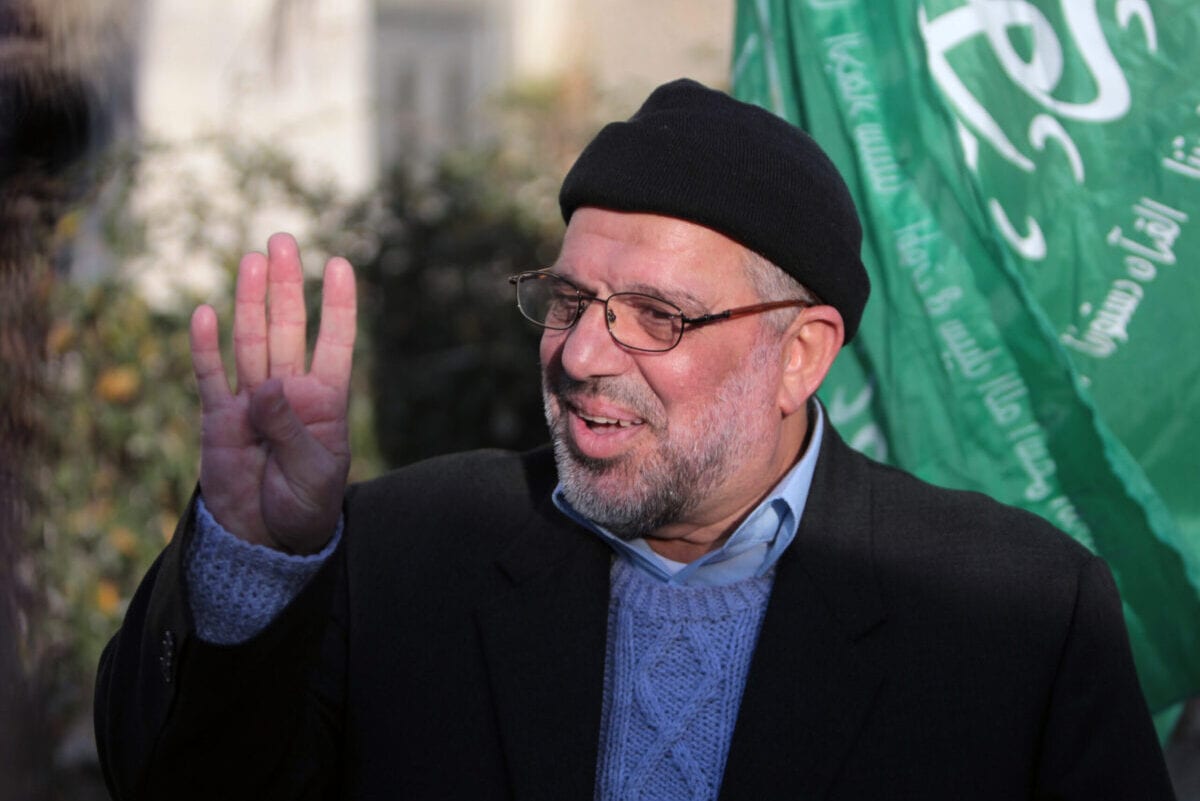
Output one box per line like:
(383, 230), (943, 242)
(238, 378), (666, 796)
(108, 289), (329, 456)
(547, 268), (709, 312)
(546, 266), (597, 296)
(623, 282), (708, 312)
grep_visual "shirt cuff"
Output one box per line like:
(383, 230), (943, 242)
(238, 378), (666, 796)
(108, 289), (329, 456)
(185, 496), (342, 645)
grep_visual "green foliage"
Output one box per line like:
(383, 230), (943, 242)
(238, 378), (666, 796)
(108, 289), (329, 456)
(36, 274), (200, 690)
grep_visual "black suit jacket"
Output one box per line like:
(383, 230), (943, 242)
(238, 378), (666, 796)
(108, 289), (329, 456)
(95, 425), (1174, 800)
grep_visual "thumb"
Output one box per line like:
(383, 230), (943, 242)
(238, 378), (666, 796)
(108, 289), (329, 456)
(248, 379), (325, 469)
(248, 379), (345, 553)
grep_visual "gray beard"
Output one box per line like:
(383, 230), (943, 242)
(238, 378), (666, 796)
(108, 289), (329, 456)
(542, 342), (776, 540)
(548, 415), (723, 539)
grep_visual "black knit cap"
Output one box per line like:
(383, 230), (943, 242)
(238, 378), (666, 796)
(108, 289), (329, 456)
(559, 78), (869, 342)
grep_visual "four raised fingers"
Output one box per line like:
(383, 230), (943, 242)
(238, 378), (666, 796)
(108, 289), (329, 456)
(208, 234), (357, 402)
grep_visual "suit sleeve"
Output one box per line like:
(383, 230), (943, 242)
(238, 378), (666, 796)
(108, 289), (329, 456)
(94, 495), (347, 801)
(1032, 555), (1176, 801)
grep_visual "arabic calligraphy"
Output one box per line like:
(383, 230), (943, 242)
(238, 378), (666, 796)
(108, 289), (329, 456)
(919, 0), (1158, 261)
(1162, 105), (1200, 180)
(1107, 197), (1188, 267)
(889, 214), (1090, 546)
(824, 32), (903, 196)
(1062, 197), (1189, 360)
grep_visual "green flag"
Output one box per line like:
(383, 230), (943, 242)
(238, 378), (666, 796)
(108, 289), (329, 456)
(732, 0), (1200, 710)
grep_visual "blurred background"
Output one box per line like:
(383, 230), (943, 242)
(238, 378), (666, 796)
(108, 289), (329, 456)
(0, 1), (733, 798)
(1, 1), (1197, 799)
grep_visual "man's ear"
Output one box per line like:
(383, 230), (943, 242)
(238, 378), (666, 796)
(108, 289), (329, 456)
(777, 305), (845, 416)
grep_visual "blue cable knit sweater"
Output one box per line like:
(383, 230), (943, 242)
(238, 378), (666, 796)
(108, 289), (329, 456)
(596, 558), (773, 801)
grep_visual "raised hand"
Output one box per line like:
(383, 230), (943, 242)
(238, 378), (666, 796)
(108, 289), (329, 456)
(189, 233), (357, 554)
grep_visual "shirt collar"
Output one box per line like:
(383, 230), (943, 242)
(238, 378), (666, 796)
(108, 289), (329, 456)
(552, 400), (826, 587)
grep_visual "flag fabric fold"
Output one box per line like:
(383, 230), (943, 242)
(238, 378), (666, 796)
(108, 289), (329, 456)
(732, 0), (1200, 710)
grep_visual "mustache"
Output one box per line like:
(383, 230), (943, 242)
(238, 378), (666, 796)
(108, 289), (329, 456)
(543, 369), (664, 428)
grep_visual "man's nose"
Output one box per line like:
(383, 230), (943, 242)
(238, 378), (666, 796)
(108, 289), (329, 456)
(558, 300), (630, 379)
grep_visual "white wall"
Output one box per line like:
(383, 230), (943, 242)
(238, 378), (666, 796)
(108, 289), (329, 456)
(138, 0), (375, 193)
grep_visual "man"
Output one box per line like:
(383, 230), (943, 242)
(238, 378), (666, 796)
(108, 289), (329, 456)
(95, 79), (1173, 800)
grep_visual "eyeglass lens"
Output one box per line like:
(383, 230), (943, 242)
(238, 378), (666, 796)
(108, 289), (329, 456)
(515, 273), (684, 352)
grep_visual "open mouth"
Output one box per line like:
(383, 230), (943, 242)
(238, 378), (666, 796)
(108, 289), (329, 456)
(560, 400), (650, 460)
(575, 410), (645, 429)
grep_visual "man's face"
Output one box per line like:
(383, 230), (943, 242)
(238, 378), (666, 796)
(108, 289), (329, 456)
(540, 208), (794, 546)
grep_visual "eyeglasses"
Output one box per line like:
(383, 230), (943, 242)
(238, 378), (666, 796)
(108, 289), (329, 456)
(508, 270), (816, 353)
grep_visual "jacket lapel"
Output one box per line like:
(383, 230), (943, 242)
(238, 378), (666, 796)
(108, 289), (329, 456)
(474, 427), (889, 799)
(475, 499), (612, 801)
(720, 427), (889, 800)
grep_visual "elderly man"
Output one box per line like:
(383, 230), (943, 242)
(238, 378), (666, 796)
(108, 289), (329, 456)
(96, 79), (1173, 800)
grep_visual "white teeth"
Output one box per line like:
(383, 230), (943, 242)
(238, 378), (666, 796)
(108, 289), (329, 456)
(579, 412), (643, 427)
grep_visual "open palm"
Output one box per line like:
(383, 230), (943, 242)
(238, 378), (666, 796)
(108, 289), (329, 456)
(190, 233), (357, 554)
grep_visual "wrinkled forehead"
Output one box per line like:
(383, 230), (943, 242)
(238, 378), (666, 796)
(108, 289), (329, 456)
(554, 208), (760, 302)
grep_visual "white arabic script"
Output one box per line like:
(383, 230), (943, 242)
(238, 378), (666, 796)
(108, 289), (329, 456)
(919, 0), (1157, 261)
